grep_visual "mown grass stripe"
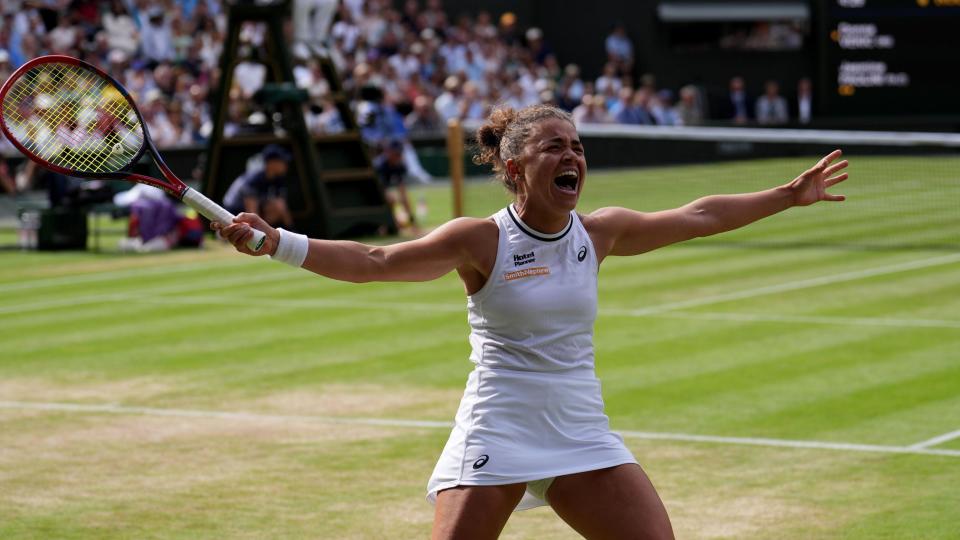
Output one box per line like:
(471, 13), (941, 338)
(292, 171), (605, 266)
(616, 310), (960, 329)
(742, 356), (960, 440)
(2, 302), (449, 366)
(598, 321), (959, 435)
(624, 253), (960, 315)
(599, 247), (865, 292)
(10, 290), (950, 332)
(0, 268), (305, 315)
(0, 256), (263, 293)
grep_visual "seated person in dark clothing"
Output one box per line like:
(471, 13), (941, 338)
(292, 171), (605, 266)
(374, 138), (417, 232)
(223, 144), (294, 228)
(714, 76), (753, 125)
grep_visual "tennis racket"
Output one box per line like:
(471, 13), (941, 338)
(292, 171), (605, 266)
(0, 55), (265, 251)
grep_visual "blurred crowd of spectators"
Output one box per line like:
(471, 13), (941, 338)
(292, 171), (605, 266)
(1, 0), (227, 152)
(0, 0), (815, 165)
(327, 8), (706, 134)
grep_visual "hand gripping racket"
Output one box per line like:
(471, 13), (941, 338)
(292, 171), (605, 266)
(0, 55), (265, 251)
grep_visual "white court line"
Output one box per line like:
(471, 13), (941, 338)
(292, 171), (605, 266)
(0, 401), (450, 429)
(618, 429), (960, 457)
(908, 429), (960, 450)
(0, 401), (453, 428)
(1, 401), (959, 458)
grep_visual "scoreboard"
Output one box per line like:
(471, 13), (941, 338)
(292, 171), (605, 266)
(819, 0), (960, 117)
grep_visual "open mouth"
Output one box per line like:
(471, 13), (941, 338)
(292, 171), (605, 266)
(554, 170), (579, 193)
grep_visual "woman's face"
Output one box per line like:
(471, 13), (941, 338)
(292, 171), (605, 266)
(511, 117), (586, 213)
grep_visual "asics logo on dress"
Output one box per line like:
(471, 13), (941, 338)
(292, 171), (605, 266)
(473, 455), (489, 469)
(577, 246), (587, 262)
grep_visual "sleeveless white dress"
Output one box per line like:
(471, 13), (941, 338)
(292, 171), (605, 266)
(426, 205), (637, 511)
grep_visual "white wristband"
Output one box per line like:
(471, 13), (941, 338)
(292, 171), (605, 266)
(271, 228), (309, 268)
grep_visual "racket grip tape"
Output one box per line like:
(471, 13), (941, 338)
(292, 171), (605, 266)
(181, 187), (266, 252)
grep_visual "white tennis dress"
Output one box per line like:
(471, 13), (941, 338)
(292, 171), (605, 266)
(426, 205), (637, 511)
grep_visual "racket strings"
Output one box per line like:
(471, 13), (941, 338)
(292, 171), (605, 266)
(2, 62), (144, 174)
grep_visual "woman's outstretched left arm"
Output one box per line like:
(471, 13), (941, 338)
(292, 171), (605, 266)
(587, 149), (849, 258)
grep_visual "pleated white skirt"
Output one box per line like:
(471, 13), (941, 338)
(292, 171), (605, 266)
(426, 366), (637, 511)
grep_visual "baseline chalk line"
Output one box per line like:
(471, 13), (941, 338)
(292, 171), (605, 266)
(908, 429), (960, 450)
(2, 401), (958, 458)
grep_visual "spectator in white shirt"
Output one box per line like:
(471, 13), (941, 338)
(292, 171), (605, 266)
(434, 75), (462, 121)
(102, 0), (138, 56)
(604, 24), (633, 74)
(388, 46), (421, 81)
(140, 7), (174, 66)
(331, 6), (362, 53)
(595, 62), (622, 95)
(47, 14), (79, 53)
(142, 90), (178, 147)
(233, 55), (267, 100)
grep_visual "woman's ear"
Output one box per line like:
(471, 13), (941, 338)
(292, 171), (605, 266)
(505, 158), (522, 184)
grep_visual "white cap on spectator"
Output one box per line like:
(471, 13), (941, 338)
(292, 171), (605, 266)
(526, 27), (543, 41)
(0, 49), (9, 64)
(144, 88), (163, 103)
(108, 49), (127, 65)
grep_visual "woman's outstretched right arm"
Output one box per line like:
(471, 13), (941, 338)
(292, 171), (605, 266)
(216, 215), (496, 283)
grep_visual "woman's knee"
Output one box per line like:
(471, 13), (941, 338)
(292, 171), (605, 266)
(432, 484), (526, 540)
(547, 465), (674, 540)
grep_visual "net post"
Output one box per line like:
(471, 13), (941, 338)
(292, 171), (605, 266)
(447, 118), (465, 218)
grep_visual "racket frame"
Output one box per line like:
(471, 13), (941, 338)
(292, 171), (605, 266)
(0, 56), (168, 190)
(0, 55), (266, 252)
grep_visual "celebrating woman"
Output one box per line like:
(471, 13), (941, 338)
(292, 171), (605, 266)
(216, 104), (848, 539)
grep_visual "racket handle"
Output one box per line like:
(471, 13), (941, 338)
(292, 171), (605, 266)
(181, 187), (266, 252)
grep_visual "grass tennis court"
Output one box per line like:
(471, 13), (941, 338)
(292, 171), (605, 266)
(2, 156), (959, 538)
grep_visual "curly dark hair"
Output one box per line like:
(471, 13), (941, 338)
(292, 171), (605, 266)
(473, 105), (575, 193)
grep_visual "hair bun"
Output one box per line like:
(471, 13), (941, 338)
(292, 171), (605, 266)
(476, 107), (517, 153)
(477, 125), (502, 150)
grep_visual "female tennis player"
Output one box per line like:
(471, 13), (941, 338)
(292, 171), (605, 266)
(216, 104), (848, 539)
